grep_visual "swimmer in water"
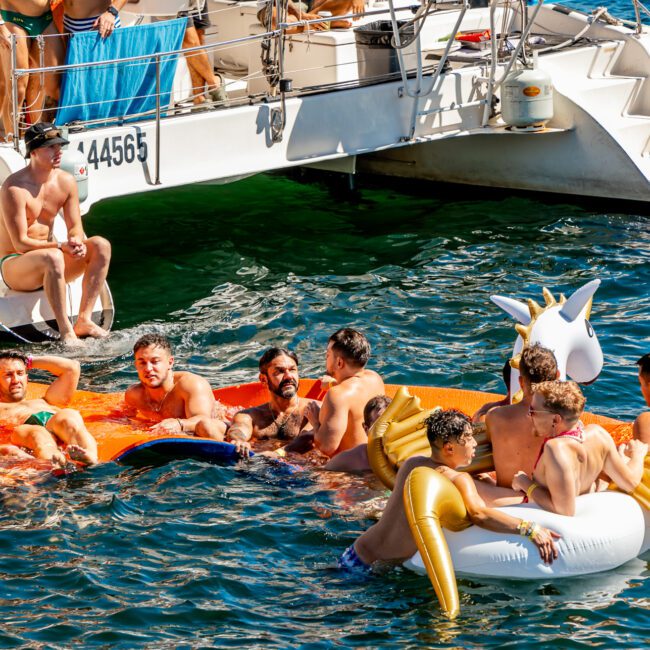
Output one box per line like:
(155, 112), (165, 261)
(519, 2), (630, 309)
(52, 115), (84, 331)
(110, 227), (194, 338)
(0, 350), (98, 466)
(125, 333), (228, 443)
(227, 347), (318, 457)
(339, 409), (560, 573)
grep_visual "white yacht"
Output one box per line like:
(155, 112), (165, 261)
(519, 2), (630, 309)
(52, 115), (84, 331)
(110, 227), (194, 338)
(0, 0), (648, 338)
(1, 0), (649, 208)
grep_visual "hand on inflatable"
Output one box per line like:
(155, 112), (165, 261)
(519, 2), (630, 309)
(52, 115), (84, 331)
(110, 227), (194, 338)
(511, 470), (531, 494)
(532, 526), (561, 564)
(622, 439), (648, 459)
(150, 418), (182, 434)
(232, 439), (251, 458)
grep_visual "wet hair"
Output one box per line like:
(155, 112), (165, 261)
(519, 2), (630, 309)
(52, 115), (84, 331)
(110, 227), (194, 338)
(363, 395), (391, 429)
(519, 344), (558, 385)
(133, 334), (172, 355)
(637, 353), (650, 378)
(328, 328), (370, 367)
(425, 409), (472, 447)
(0, 351), (28, 365)
(259, 347), (299, 374)
(533, 380), (585, 421)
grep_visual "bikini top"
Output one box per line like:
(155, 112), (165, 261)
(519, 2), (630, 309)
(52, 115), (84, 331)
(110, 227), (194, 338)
(532, 422), (585, 472)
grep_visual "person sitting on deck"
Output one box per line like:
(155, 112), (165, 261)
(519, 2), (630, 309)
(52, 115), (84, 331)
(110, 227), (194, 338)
(340, 409), (560, 572)
(0, 1), (63, 140)
(0, 350), (98, 466)
(512, 380), (648, 516)
(256, 0), (330, 34)
(633, 353), (650, 444)
(125, 333), (229, 443)
(484, 344), (559, 488)
(323, 394), (391, 473)
(0, 122), (112, 345)
(227, 347), (318, 457)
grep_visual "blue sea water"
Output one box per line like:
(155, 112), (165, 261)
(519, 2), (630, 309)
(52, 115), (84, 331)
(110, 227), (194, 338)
(2, 1), (650, 647)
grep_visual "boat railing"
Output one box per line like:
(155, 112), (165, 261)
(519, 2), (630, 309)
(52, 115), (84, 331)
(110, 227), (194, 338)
(6, 1), (642, 158)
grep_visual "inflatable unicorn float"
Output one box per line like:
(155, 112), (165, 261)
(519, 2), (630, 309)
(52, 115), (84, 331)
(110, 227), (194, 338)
(366, 279), (650, 618)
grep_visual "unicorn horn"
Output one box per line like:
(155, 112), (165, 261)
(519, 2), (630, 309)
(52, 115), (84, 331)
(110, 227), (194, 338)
(490, 295), (531, 325)
(559, 279), (601, 322)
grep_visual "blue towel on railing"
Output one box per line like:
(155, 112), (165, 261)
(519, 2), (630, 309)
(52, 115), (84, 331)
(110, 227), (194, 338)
(56, 19), (186, 126)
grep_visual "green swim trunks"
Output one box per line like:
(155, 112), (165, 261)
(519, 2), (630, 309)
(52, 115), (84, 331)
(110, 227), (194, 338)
(0, 9), (53, 37)
(24, 411), (55, 428)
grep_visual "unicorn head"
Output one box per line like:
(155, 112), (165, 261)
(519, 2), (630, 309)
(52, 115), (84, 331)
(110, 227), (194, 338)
(491, 279), (603, 402)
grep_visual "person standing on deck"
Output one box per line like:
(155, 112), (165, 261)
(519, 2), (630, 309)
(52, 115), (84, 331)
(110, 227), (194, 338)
(62, 1), (128, 36)
(0, 1), (64, 139)
(633, 353), (650, 443)
(0, 122), (112, 345)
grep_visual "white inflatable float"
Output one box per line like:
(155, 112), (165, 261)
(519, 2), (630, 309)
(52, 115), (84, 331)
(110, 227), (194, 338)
(367, 280), (650, 617)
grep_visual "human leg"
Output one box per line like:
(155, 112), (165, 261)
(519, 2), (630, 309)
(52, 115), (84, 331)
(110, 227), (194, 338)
(195, 418), (227, 441)
(1, 249), (77, 343)
(47, 408), (98, 465)
(182, 25), (226, 104)
(0, 23), (30, 139)
(42, 23), (66, 121)
(11, 424), (67, 466)
(0, 443), (34, 460)
(63, 236), (111, 338)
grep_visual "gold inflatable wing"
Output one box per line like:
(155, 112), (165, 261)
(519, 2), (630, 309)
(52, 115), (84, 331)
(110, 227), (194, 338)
(403, 466), (471, 618)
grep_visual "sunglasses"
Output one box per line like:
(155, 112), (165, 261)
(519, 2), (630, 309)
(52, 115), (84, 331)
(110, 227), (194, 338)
(528, 406), (557, 417)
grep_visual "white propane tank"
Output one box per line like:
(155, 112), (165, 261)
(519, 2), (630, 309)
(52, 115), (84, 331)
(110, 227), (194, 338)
(59, 136), (89, 202)
(501, 54), (553, 130)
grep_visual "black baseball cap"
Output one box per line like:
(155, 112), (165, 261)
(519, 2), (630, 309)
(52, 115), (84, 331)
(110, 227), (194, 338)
(24, 122), (69, 158)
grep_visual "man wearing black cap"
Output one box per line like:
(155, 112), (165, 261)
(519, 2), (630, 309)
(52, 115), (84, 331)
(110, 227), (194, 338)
(0, 121), (112, 345)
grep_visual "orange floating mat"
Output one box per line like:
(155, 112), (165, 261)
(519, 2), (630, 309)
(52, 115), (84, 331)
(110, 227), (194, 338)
(0, 380), (633, 464)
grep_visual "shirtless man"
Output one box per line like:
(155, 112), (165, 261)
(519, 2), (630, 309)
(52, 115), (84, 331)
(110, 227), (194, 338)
(0, 350), (98, 465)
(0, 1), (63, 138)
(125, 333), (227, 441)
(633, 353), (650, 444)
(512, 380), (648, 516)
(0, 122), (112, 345)
(340, 409), (560, 572)
(485, 344), (559, 487)
(306, 328), (385, 457)
(227, 347), (315, 456)
(323, 395), (390, 473)
(62, 1), (128, 36)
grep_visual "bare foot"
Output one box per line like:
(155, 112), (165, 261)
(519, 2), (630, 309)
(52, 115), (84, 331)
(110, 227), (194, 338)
(73, 319), (109, 339)
(0, 444), (34, 460)
(60, 331), (84, 346)
(50, 450), (68, 468)
(67, 444), (97, 466)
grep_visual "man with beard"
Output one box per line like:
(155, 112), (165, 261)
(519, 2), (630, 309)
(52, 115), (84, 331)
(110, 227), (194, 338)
(125, 333), (227, 443)
(0, 350), (98, 465)
(227, 348), (316, 455)
(306, 328), (385, 458)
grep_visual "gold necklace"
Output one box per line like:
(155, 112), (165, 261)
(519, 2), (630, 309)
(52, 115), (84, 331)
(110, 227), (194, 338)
(146, 385), (173, 413)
